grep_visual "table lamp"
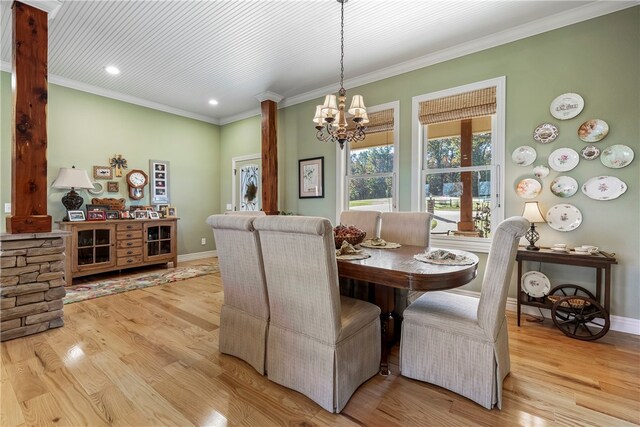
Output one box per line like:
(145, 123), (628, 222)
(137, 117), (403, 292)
(521, 201), (545, 251)
(51, 166), (94, 217)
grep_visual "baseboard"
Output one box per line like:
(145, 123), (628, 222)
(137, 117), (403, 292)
(178, 250), (217, 262)
(446, 288), (640, 336)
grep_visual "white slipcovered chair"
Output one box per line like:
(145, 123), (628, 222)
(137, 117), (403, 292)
(399, 216), (529, 409)
(206, 214), (269, 374)
(339, 210), (381, 240)
(253, 215), (381, 413)
(379, 211), (433, 309)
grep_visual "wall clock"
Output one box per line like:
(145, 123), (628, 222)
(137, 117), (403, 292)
(126, 169), (148, 200)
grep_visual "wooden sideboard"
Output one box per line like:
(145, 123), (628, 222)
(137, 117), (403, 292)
(57, 218), (178, 282)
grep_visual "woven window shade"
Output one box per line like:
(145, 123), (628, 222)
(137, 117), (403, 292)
(419, 87), (496, 125)
(348, 108), (394, 134)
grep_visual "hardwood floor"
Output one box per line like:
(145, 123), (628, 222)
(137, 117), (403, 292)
(1, 258), (639, 426)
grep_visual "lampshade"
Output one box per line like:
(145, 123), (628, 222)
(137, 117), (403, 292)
(313, 105), (325, 125)
(522, 201), (545, 223)
(348, 95), (366, 116)
(51, 167), (94, 190)
(321, 94), (338, 117)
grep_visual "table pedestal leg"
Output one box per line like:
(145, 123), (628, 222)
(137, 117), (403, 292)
(374, 284), (396, 375)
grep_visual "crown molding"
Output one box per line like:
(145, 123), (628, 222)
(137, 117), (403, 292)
(19, 0), (62, 20)
(0, 62), (220, 125)
(273, 1), (640, 117)
(255, 91), (284, 103)
(2, 2), (636, 127)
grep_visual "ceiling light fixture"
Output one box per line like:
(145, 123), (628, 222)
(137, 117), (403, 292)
(105, 65), (120, 75)
(313, 0), (367, 150)
(208, 99), (219, 106)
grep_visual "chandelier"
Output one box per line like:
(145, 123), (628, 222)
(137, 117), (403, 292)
(313, 0), (368, 150)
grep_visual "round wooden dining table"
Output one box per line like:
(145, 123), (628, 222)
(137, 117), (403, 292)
(337, 245), (479, 374)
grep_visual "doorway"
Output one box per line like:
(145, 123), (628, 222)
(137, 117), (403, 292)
(232, 154), (262, 212)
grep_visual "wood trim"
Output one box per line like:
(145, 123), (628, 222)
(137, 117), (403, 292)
(261, 99), (278, 215)
(7, 1), (51, 233)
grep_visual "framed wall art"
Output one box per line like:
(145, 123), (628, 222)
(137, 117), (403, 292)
(299, 157), (324, 199)
(93, 166), (113, 180)
(149, 159), (170, 204)
(107, 181), (119, 192)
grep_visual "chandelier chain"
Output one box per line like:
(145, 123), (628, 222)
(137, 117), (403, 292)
(340, 0), (344, 91)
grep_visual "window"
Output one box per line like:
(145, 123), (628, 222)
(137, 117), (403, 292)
(336, 101), (399, 219)
(411, 78), (504, 252)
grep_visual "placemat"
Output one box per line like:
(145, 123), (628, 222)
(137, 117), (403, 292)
(360, 240), (402, 249)
(414, 252), (476, 266)
(336, 253), (371, 260)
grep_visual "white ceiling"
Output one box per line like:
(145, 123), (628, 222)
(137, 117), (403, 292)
(0, 1), (635, 125)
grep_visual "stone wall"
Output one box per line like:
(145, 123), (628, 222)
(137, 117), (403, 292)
(0, 231), (69, 341)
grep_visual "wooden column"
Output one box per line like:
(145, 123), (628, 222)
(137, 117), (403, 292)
(7, 1), (51, 233)
(261, 99), (278, 215)
(457, 119), (474, 232)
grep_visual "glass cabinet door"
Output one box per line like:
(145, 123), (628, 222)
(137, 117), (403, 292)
(144, 222), (175, 261)
(74, 225), (115, 270)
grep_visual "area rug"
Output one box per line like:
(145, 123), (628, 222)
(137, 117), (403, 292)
(64, 264), (219, 304)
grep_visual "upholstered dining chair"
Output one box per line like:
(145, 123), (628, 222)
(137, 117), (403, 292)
(379, 211), (433, 310)
(224, 210), (266, 216)
(339, 210), (381, 240)
(253, 215), (381, 413)
(399, 216), (529, 410)
(206, 214), (269, 374)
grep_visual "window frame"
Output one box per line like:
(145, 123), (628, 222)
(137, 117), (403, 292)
(411, 77), (505, 253)
(336, 101), (400, 223)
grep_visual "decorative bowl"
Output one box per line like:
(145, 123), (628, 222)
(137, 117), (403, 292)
(333, 225), (366, 249)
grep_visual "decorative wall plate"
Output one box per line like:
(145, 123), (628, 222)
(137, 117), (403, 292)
(533, 165), (550, 179)
(512, 146), (537, 166)
(582, 176), (627, 200)
(548, 148), (579, 172)
(546, 204), (582, 232)
(550, 176), (578, 198)
(600, 144), (634, 169)
(578, 119), (609, 142)
(516, 178), (542, 199)
(88, 181), (104, 195)
(581, 145), (600, 160)
(533, 123), (559, 144)
(521, 271), (551, 298)
(550, 93), (584, 120)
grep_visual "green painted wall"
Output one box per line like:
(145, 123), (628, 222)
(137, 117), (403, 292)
(219, 7), (640, 320)
(0, 75), (221, 255)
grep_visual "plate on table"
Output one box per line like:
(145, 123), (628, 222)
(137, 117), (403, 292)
(546, 204), (582, 232)
(578, 119), (609, 142)
(533, 123), (559, 144)
(548, 148), (579, 172)
(521, 271), (551, 298)
(550, 176), (578, 198)
(600, 144), (634, 169)
(581, 145), (600, 160)
(512, 146), (537, 166)
(582, 176), (627, 200)
(516, 178), (542, 199)
(550, 93), (584, 120)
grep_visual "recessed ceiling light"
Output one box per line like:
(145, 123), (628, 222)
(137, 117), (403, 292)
(208, 99), (219, 106)
(105, 65), (120, 75)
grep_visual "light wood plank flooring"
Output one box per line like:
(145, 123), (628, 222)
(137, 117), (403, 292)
(2, 258), (639, 426)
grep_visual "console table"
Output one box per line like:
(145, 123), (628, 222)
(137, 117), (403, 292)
(57, 218), (178, 283)
(516, 248), (617, 340)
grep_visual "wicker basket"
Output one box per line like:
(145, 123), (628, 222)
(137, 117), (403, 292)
(547, 295), (591, 309)
(333, 229), (366, 249)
